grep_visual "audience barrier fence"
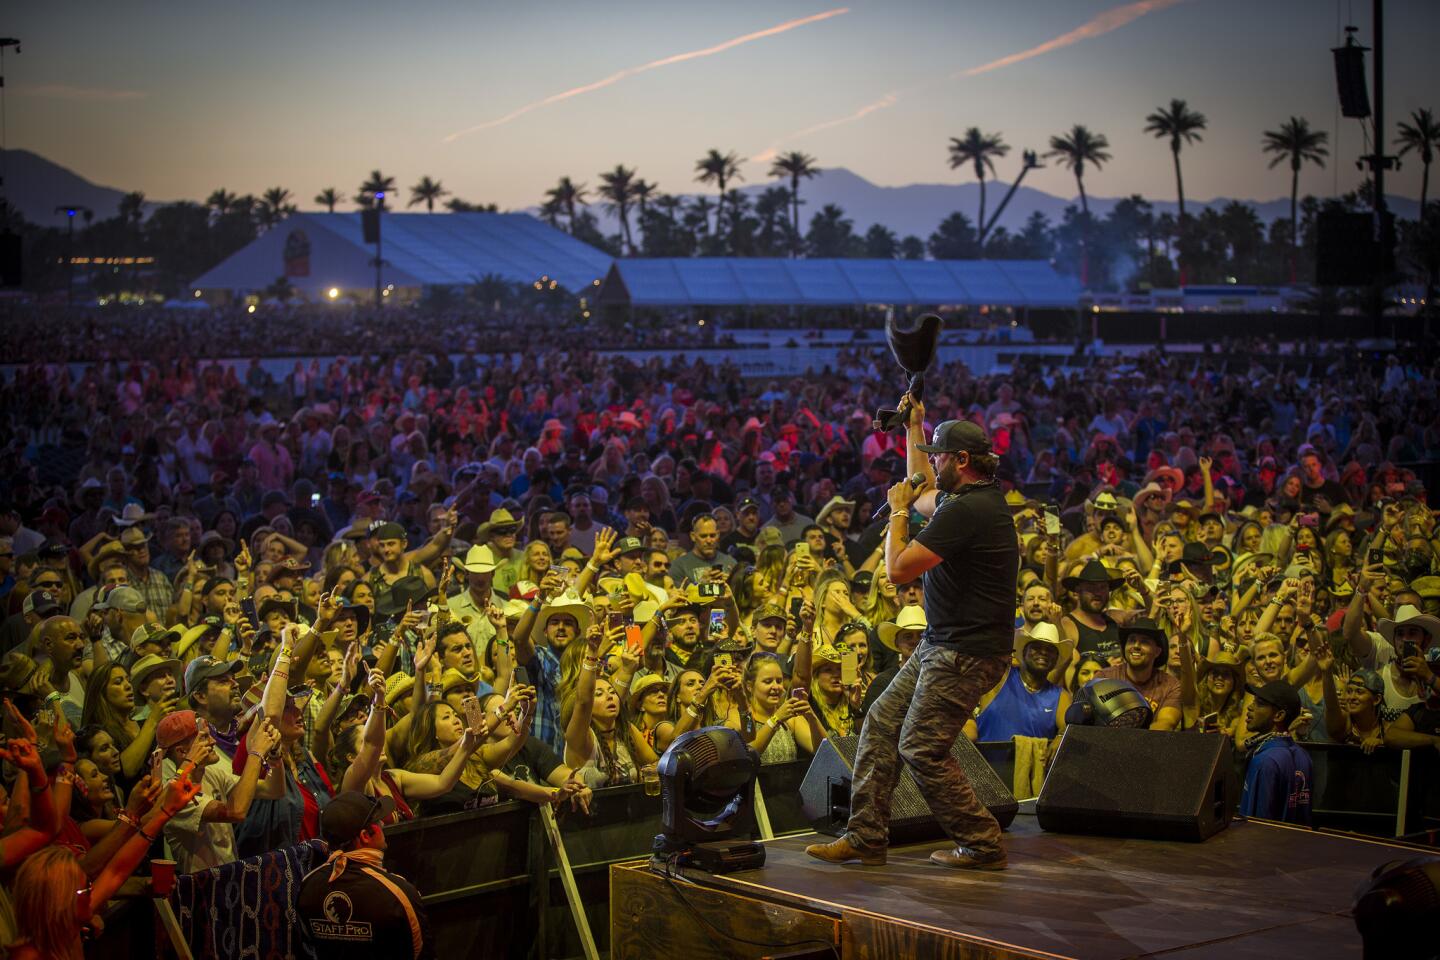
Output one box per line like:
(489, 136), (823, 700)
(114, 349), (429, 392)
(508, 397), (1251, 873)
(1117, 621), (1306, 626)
(86, 741), (1437, 960)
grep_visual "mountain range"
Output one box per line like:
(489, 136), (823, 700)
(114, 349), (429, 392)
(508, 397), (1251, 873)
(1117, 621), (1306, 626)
(5, 148), (1422, 238)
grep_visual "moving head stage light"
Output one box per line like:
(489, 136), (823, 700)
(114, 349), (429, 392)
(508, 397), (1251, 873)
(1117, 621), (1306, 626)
(1065, 677), (1154, 729)
(651, 727), (764, 874)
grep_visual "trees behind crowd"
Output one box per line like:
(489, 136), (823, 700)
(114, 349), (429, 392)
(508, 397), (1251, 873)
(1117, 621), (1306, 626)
(7, 107), (1438, 299)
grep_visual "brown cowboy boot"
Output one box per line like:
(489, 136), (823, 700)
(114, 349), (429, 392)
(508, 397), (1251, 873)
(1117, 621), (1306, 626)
(804, 835), (887, 866)
(929, 845), (1007, 870)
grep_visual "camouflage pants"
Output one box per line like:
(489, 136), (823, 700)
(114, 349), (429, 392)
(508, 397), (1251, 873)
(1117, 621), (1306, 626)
(845, 642), (1010, 854)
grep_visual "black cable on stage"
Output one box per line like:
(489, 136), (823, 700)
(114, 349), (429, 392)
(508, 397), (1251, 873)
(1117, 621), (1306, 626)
(657, 853), (840, 960)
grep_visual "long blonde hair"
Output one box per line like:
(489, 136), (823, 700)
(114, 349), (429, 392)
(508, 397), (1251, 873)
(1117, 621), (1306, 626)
(13, 846), (86, 959)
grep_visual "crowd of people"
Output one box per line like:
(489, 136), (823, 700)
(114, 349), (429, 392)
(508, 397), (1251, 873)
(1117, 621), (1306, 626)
(0, 321), (1437, 955)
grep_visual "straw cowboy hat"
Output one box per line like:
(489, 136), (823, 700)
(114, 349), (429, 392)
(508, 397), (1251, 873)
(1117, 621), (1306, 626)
(1377, 605), (1440, 646)
(1199, 649), (1247, 680)
(628, 674), (668, 712)
(452, 544), (499, 575)
(535, 596), (592, 636)
(1011, 621), (1074, 668)
(815, 496), (857, 527)
(477, 509), (522, 540)
(877, 605), (927, 652)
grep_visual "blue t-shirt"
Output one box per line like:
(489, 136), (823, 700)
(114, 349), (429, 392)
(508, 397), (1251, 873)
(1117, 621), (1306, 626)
(1240, 735), (1313, 824)
(975, 668), (1061, 741)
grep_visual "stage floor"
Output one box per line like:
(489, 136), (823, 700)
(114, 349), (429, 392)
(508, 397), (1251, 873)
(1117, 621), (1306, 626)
(621, 813), (1417, 959)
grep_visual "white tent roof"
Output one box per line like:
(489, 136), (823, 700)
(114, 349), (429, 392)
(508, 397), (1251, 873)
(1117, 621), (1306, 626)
(191, 212), (612, 297)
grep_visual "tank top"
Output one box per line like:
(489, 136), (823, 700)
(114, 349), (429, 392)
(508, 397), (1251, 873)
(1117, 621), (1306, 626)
(759, 721), (798, 765)
(576, 730), (638, 789)
(377, 770), (415, 823)
(1380, 666), (1423, 720)
(370, 561), (428, 617)
(1066, 612), (1120, 658)
(974, 668), (1061, 741)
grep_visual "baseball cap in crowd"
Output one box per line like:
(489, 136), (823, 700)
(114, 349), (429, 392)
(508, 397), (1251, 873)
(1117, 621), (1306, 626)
(22, 590), (61, 618)
(1245, 680), (1302, 723)
(736, 497), (761, 514)
(94, 585), (146, 614)
(915, 420), (992, 456)
(321, 791), (396, 847)
(131, 622), (181, 652)
(37, 539), (70, 560)
(184, 655), (242, 697)
(156, 710), (202, 751)
(752, 603), (786, 624)
(615, 536), (645, 556)
(1347, 668), (1384, 698)
(371, 521), (407, 541)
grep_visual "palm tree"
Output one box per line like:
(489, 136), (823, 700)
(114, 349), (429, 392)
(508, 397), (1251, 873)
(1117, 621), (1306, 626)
(1262, 116), (1328, 281)
(947, 128), (1010, 242)
(408, 176), (449, 212)
(981, 150), (1042, 243)
(597, 164), (638, 254)
(768, 151), (820, 256)
(538, 196), (563, 228)
(314, 188), (345, 213)
(631, 179), (657, 221)
(1046, 125), (1112, 286)
(117, 191), (146, 228)
(258, 187), (295, 228)
(1396, 108), (1439, 212)
(694, 149), (743, 237)
(544, 177), (589, 233)
(358, 170), (397, 209)
(205, 189), (238, 219)
(1144, 99), (1207, 283)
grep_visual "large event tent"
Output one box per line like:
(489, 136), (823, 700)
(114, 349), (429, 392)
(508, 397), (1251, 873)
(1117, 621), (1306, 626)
(190, 212), (613, 300)
(595, 258), (1080, 309)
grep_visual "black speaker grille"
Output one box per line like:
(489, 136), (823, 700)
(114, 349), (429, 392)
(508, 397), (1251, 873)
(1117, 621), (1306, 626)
(1036, 726), (1234, 842)
(800, 735), (1016, 844)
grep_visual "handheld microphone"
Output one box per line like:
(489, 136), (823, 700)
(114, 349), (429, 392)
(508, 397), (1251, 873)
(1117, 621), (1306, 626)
(872, 472), (927, 521)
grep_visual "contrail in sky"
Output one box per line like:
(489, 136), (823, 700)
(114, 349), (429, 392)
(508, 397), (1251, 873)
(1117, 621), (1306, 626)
(958, 0), (1188, 77)
(444, 8), (849, 142)
(752, 0), (1186, 158)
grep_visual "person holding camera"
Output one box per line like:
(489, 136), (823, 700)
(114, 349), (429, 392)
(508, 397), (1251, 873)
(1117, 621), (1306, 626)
(807, 396), (1019, 871)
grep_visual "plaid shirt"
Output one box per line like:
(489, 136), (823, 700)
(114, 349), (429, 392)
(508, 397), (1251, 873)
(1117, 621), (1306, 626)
(132, 566), (175, 622)
(526, 644), (562, 755)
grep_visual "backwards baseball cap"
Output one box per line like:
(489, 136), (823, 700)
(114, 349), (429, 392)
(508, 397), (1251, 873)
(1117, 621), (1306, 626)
(1245, 680), (1303, 723)
(320, 790), (396, 847)
(156, 709), (201, 750)
(372, 521), (407, 541)
(914, 420), (992, 456)
(94, 585), (146, 614)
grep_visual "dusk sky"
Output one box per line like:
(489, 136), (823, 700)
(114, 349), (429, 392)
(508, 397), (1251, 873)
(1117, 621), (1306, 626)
(11, 0), (1439, 211)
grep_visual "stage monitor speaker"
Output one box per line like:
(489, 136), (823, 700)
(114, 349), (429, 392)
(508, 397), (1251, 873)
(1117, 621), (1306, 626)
(361, 208), (380, 244)
(0, 232), (20, 288)
(799, 734), (1016, 845)
(1035, 726), (1235, 842)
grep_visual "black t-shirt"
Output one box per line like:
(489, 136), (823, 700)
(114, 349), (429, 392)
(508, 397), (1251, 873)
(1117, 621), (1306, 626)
(297, 859), (433, 960)
(1404, 700), (1440, 736)
(913, 481), (1019, 657)
(1298, 479), (1347, 512)
(503, 735), (565, 785)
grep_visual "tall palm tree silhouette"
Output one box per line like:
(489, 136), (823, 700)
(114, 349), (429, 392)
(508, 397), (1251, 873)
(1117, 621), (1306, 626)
(948, 128), (1009, 242)
(695, 149), (743, 239)
(1262, 117), (1327, 281)
(1145, 99), (1207, 284)
(1046, 125), (1112, 286)
(768, 151), (819, 256)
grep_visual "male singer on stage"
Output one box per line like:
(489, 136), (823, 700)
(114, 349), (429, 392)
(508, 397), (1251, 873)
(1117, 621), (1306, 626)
(807, 396), (1019, 870)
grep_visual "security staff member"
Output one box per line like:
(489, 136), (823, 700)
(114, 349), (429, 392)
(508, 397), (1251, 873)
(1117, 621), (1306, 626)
(297, 791), (432, 959)
(808, 396), (1019, 871)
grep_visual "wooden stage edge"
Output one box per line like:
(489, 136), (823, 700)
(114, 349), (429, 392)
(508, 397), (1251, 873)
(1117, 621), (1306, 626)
(610, 814), (1426, 960)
